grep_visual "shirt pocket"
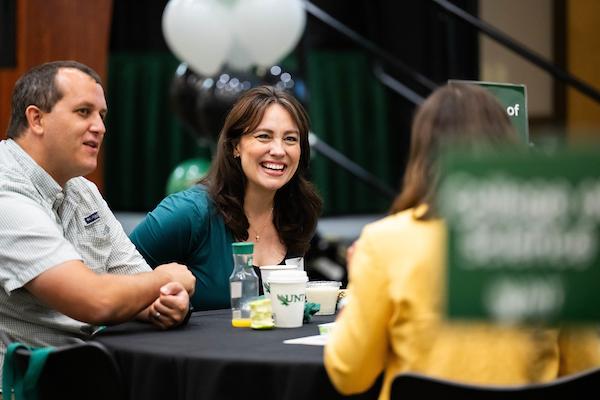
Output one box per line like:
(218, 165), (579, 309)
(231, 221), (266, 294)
(78, 225), (112, 272)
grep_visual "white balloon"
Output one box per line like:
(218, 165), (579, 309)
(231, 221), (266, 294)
(225, 38), (255, 71)
(162, 0), (232, 76)
(233, 0), (306, 67)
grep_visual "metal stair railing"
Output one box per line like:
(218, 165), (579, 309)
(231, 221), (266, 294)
(431, 0), (600, 104)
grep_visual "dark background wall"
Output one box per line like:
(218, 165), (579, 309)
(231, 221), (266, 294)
(0, 0), (16, 68)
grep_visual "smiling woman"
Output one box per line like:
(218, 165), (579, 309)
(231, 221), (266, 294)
(130, 86), (323, 311)
(235, 103), (301, 196)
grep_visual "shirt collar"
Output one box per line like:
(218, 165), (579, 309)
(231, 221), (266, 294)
(5, 139), (65, 209)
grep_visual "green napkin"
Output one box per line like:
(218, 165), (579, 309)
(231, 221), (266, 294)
(303, 302), (320, 323)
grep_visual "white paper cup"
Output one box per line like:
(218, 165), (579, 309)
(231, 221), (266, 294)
(284, 257), (304, 270)
(306, 281), (342, 315)
(267, 270), (308, 328)
(259, 265), (298, 295)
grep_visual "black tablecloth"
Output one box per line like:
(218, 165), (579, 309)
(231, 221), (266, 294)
(95, 309), (381, 400)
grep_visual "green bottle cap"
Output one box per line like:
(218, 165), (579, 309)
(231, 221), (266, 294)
(232, 242), (254, 254)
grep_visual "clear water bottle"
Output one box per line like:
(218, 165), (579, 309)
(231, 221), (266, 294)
(229, 242), (258, 327)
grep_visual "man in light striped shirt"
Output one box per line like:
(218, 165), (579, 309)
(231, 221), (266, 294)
(0, 61), (196, 380)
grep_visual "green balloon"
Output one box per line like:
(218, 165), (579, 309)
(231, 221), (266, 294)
(166, 157), (211, 195)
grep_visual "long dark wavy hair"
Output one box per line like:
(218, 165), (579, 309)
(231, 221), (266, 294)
(390, 83), (518, 219)
(201, 86), (322, 254)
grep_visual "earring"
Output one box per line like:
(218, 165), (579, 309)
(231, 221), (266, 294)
(233, 153), (240, 158)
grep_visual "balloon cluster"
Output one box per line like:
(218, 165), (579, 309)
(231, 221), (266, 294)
(162, 0), (306, 75)
(170, 63), (306, 142)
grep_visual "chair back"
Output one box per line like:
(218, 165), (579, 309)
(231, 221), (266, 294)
(2, 333), (126, 400)
(390, 368), (600, 399)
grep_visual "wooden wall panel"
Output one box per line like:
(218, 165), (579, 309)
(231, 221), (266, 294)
(0, 0), (112, 191)
(567, 0), (600, 138)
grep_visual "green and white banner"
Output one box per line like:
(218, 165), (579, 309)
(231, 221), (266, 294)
(439, 147), (600, 323)
(449, 80), (529, 145)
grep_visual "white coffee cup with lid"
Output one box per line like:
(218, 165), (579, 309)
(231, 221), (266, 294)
(259, 265), (298, 295)
(267, 270), (308, 328)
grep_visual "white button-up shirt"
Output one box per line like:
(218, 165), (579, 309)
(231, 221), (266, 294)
(0, 139), (151, 375)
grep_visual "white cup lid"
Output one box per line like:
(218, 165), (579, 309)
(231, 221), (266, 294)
(267, 270), (308, 284)
(306, 280), (342, 288)
(259, 265), (297, 270)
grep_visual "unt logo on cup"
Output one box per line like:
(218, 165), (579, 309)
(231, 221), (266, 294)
(277, 294), (305, 306)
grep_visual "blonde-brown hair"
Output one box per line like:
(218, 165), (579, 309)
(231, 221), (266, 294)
(390, 83), (518, 218)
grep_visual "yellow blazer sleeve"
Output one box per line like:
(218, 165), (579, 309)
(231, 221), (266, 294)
(324, 232), (392, 394)
(558, 326), (600, 375)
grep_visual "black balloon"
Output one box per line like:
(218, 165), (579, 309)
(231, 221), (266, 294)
(169, 64), (206, 139)
(169, 63), (306, 142)
(196, 69), (260, 140)
(257, 65), (308, 105)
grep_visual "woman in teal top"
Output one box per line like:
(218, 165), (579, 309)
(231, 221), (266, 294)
(130, 86), (322, 311)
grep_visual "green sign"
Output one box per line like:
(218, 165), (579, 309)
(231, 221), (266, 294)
(439, 148), (600, 323)
(449, 80), (529, 145)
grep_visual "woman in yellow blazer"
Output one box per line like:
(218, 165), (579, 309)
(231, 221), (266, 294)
(324, 83), (600, 400)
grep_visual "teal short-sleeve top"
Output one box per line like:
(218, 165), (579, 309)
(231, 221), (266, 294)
(130, 185), (234, 311)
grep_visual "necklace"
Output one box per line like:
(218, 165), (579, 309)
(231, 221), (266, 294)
(249, 208), (273, 242)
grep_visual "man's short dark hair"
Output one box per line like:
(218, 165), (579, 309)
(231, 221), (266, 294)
(6, 60), (103, 139)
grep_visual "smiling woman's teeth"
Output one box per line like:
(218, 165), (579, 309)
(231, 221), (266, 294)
(262, 162), (284, 170)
